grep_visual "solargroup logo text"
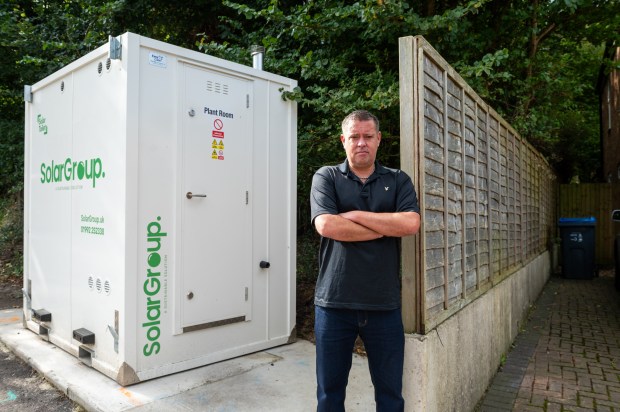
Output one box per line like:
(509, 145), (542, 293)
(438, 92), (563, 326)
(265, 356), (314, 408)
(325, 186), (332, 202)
(40, 157), (105, 188)
(142, 217), (167, 357)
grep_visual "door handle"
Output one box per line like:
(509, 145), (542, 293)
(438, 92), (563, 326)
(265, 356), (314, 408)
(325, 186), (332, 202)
(186, 192), (207, 199)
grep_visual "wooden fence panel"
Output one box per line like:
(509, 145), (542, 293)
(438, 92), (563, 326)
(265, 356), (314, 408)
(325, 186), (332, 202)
(464, 92), (478, 293)
(489, 116), (501, 278)
(399, 36), (557, 333)
(476, 105), (491, 286)
(446, 76), (464, 306)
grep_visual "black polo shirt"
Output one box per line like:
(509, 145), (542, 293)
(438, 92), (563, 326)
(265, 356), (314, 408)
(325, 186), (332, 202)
(310, 160), (420, 310)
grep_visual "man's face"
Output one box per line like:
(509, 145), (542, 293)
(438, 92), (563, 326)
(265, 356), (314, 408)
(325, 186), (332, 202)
(340, 119), (381, 171)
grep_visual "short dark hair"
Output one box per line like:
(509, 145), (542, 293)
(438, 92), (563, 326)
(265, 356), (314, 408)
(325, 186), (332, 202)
(341, 110), (380, 134)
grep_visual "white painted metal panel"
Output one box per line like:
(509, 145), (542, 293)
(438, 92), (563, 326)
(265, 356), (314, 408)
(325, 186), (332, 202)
(26, 74), (74, 342)
(24, 32), (297, 385)
(179, 63), (253, 331)
(70, 52), (127, 369)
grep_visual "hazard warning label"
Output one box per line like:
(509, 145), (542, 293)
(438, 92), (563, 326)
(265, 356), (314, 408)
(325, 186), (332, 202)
(213, 118), (224, 138)
(211, 149), (224, 160)
(211, 118), (226, 160)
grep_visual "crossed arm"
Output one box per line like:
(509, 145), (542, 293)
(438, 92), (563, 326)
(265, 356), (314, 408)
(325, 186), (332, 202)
(314, 210), (420, 242)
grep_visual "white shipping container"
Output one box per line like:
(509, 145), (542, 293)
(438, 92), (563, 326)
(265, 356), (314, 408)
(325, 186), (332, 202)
(23, 32), (297, 385)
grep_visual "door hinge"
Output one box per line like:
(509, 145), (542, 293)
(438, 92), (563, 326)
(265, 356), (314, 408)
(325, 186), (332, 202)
(246, 94), (250, 108)
(246, 191), (249, 205)
(245, 287), (249, 301)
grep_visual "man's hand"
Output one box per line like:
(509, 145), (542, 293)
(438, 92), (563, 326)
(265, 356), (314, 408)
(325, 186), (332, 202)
(314, 214), (383, 242)
(340, 210), (420, 238)
(314, 211), (420, 242)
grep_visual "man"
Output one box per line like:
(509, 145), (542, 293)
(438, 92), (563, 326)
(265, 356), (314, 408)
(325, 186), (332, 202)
(310, 110), (421, 411)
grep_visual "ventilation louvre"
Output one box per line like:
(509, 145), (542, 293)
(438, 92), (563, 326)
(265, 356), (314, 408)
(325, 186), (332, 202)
(206, 81), (229, 95)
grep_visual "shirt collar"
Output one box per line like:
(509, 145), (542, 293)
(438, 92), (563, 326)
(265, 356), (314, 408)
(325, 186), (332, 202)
(337, 160), (388, 178)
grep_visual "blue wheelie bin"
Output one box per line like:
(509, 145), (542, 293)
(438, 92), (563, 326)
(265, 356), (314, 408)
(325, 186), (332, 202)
(558, 217), (596, 279)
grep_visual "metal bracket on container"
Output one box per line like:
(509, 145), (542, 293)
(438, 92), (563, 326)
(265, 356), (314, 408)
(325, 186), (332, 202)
(22, 288), (32, 310)
(108, 35), (122, 60)
(107, 325), (119, 353)
(107, 310), (119, 353)
(24, 85), (32, 103)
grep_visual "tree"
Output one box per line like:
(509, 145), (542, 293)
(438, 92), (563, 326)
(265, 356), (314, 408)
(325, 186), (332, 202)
(197, 0), (502, 237)
(195, 0), (618, 229)
(448, 0), (618, 181)
(1, 0), (618, 278)
(0, 0), (240, 275)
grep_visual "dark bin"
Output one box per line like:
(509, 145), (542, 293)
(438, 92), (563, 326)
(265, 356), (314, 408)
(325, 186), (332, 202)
(558, 217), (596, 279)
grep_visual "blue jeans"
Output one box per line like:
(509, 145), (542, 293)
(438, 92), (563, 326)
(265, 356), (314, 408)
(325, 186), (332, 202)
(315, 306), (405, 412)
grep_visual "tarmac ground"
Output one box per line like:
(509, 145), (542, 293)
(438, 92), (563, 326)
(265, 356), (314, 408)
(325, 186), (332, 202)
(0, 307), (374, 412)
(0, 337), (80, 411)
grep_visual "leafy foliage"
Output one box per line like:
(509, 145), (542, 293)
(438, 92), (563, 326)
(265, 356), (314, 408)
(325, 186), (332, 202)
(0, 196), (22, 278)
(0, 0), (618, 279)
(0, 0), (240, 276)
(196, 0), (618, 225)
(199, 0), (500, 232)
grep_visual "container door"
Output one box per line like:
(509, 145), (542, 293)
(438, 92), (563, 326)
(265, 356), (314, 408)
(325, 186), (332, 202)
(180, 63), (253, 332)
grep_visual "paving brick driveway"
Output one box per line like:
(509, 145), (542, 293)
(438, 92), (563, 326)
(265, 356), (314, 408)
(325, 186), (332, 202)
(479, 273), (620, 412)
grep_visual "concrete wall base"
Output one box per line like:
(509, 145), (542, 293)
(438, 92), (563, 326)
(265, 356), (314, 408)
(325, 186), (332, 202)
(403, 251), (551, 411)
